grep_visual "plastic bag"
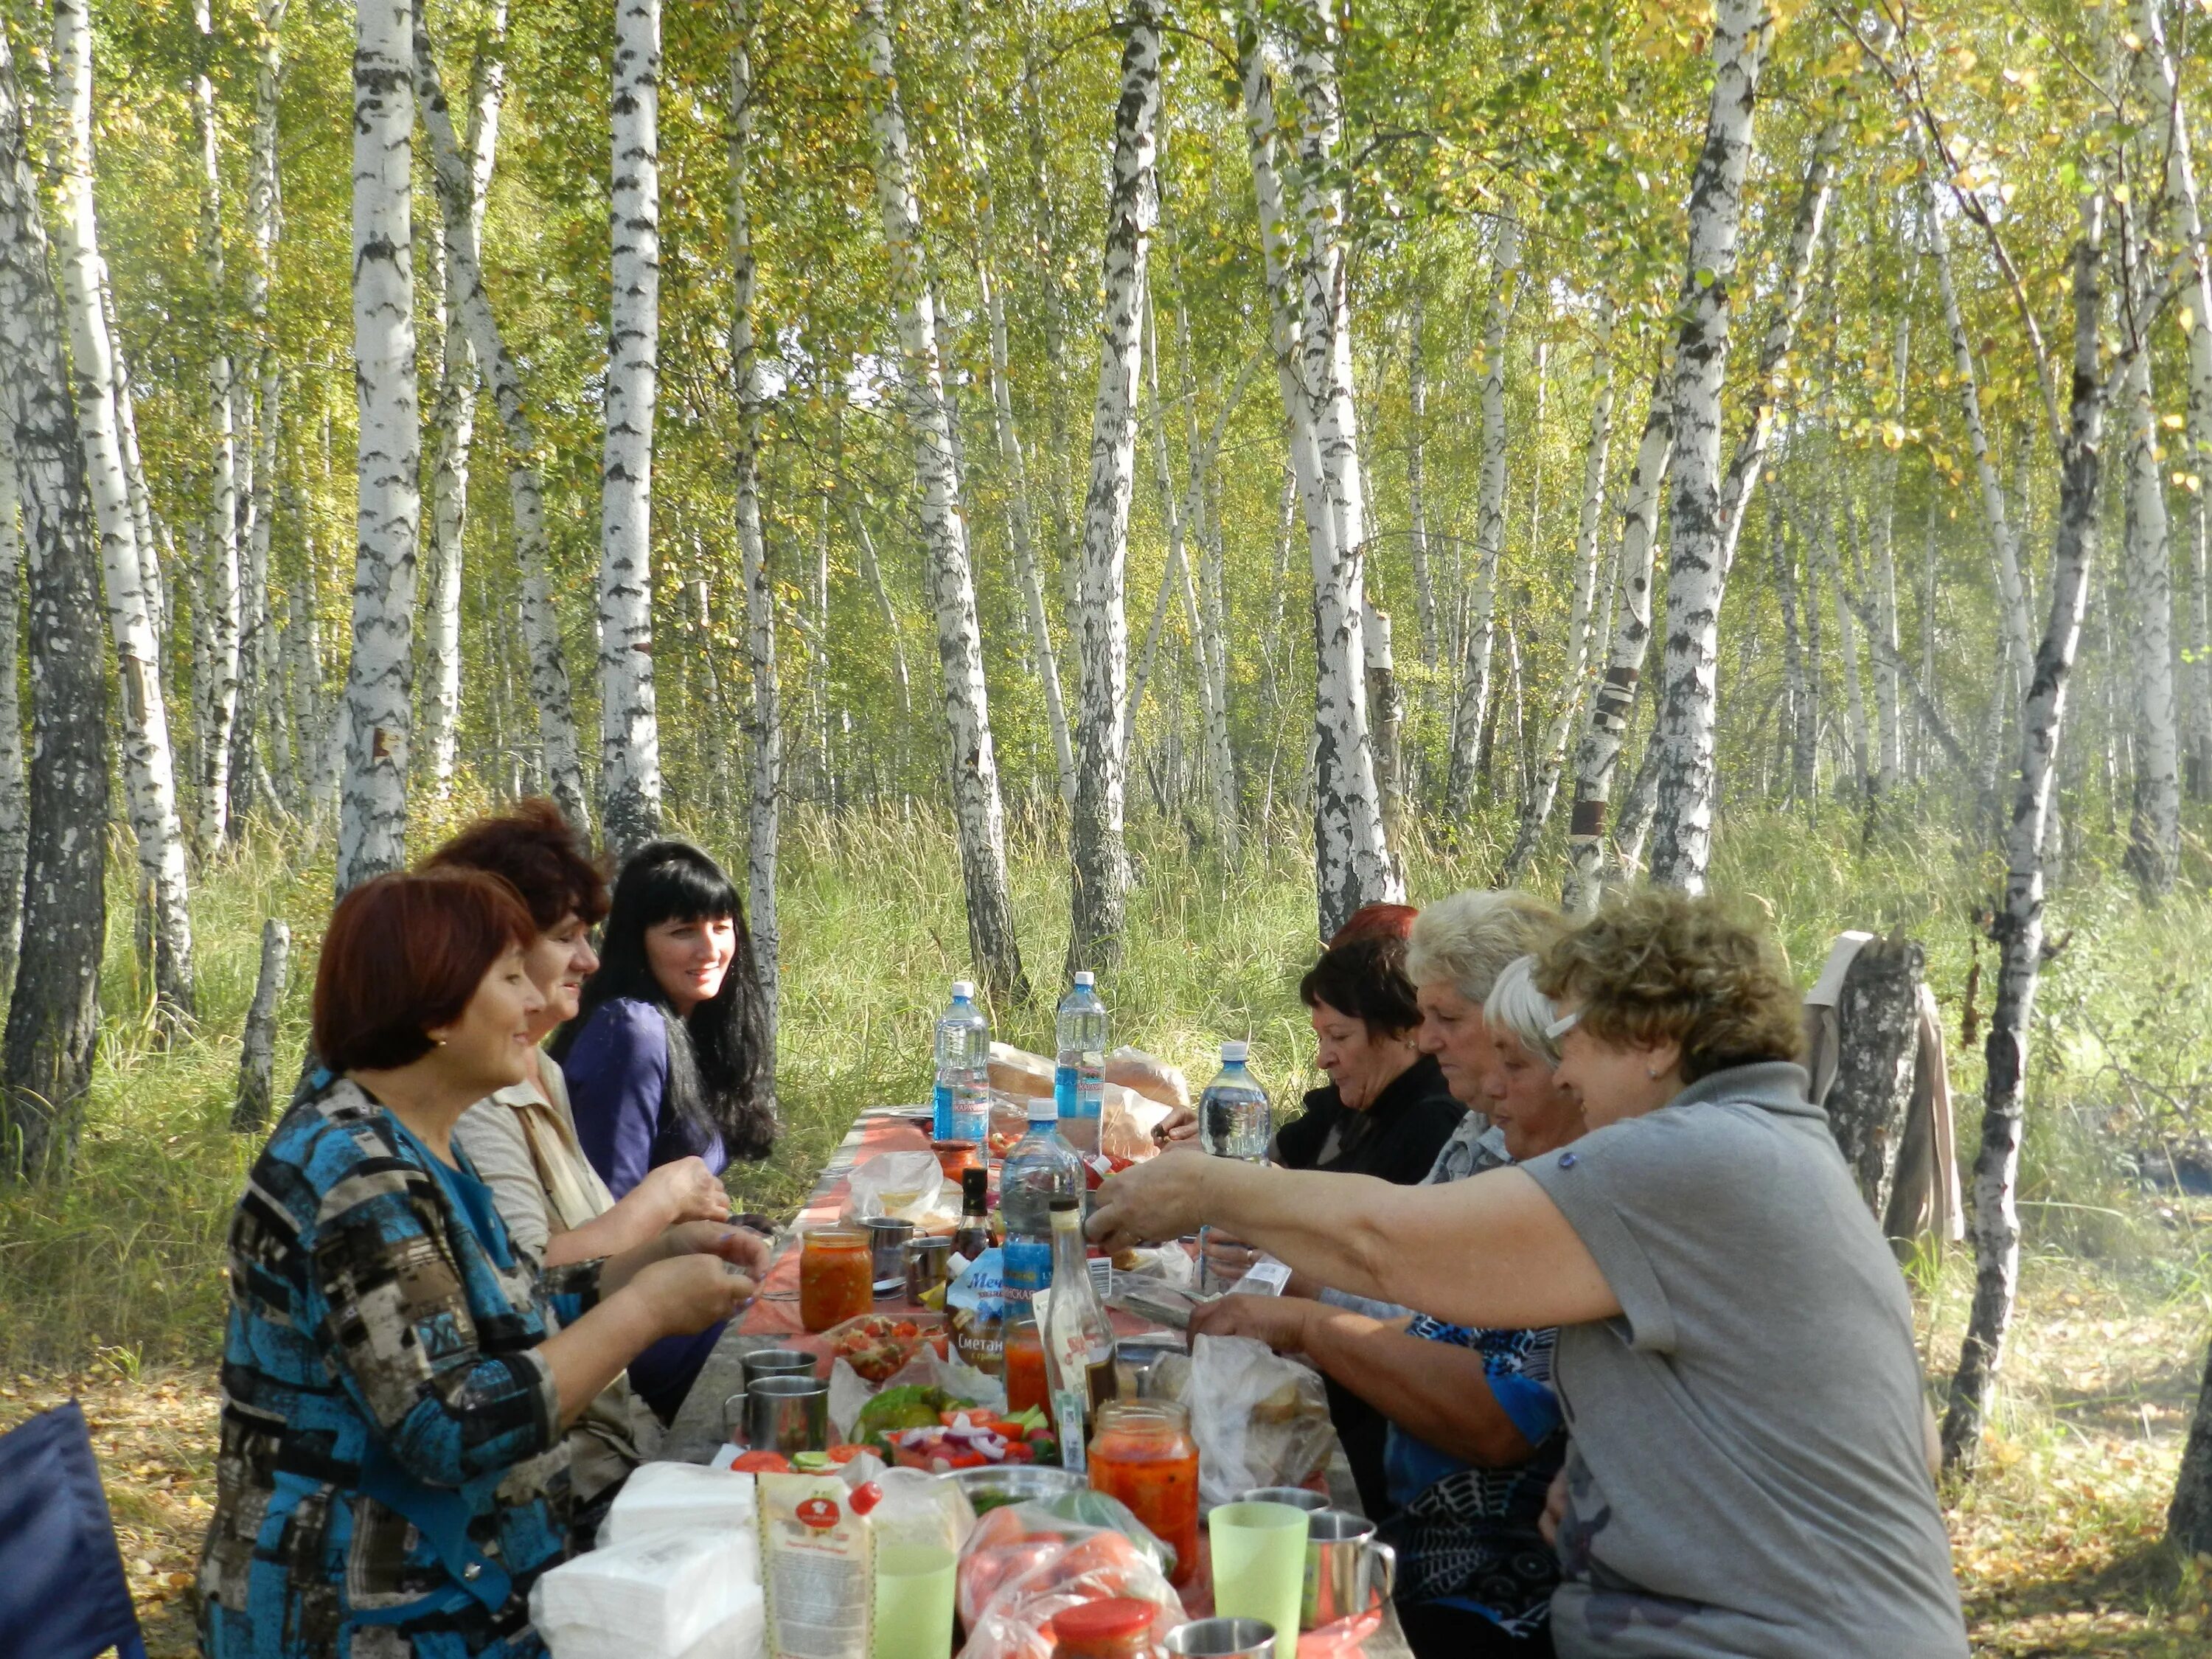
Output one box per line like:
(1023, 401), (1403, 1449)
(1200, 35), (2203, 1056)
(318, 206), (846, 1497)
(871, 1464), (978, 1557)
(1104, 1047), (1189, 1111)
(533, 1530), (762, 1659)
(1188, 1334), (1333, 1509)
(822, 1310), (947, 1385)
(844, 1151), (944, 1222)
(956, 1492), (1183, 1659)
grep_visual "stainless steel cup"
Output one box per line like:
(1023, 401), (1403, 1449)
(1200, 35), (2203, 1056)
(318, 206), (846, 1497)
(1234, 1486), (1329, 1512)
(743, 1374), (830, 1454)
(741, 1347), (819, 1389)
(1162, 1618), (1276, 1659)
(863, 1217), (916, 1287)
(904, 1235), (953, 1304)
(1300, 1508), (1397, 1630)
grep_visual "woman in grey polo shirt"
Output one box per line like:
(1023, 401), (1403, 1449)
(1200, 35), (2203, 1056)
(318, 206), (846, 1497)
(1090, 890), (1966, 1659)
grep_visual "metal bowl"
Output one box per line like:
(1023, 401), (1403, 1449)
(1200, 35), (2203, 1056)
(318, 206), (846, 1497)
(940, 1463), (1085, 1515)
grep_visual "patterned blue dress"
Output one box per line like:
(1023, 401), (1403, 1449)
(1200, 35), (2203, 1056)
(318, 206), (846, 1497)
(196, 1079), (600, 1658)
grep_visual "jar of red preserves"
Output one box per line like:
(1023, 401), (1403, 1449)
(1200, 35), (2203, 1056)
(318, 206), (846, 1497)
(799, 1228), (874, 1333)
(1048, 1598), (1161, 1659)
(1088, 1401), (1200, 1588)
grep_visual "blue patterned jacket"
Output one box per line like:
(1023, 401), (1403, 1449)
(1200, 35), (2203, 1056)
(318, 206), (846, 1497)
(196, 1079), (601, 1658)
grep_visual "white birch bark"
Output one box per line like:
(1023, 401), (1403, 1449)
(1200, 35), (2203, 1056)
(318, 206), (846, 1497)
(1870, 310), (1910, 799)
(1562, 362), (1671, 915)
(0, 440), (27, 1005)
(1770, 490), (1816, 807)
(229, 919), (289, 1132)
(422, 4), (505, 800)
(1446, 215), (1520, 815)
(1829, 493), (1869, 790)
(1406, 291), (1437, 670)
(856, 0), (1026, 1001)
(52, 0), (193, 1019)
(1646, 0), (1770, 893)
(2121, 288), (2180, 894)
(193, 0), (240, 856)
(98, 278), (164, 681)
(1172, 250), (1240, 859)
(1944, 207), (2110, 1468)
(597, 0), (663, 858)
(1500, 307), (1616, 883)
(1237, 2), (1397, 936)
(846, 499), (911, 720)
(0, 25), (111, 1177)
(1065, 0), (1160, 970)
(728, 1), (776, 1089)
(414, 16), (590, 835)
(2138, 0), (2212, 796)
(335, 0), (418, 896)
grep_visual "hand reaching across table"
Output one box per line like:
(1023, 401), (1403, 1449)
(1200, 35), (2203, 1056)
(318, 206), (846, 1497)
(1188, 1290), (1318, 1354)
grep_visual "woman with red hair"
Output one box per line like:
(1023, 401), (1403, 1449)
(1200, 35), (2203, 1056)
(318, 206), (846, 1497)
(197, 870), (765, 1659)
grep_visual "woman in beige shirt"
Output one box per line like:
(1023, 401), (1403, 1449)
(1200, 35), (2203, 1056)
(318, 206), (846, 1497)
(429, 801), (732, 1515)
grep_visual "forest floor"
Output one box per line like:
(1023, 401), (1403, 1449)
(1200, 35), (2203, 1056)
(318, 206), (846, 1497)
(4, 1232), (2207, 1658)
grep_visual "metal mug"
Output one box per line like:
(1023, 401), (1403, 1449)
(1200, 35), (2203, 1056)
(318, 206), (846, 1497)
(1234, 1486), (1329, 1512)
(904, 1234), (953, 1304)
(743, 1374), (830, 1455)
(742, 1347), (819, 1390)
(1300, 1508), (1397, 1631)
(863, 1217), (916, 1287)
(1162, 1618), (1276, 1659)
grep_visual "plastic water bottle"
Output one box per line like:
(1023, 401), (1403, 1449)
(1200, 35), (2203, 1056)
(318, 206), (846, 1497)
(932, 980), (991, 1143)
(1000, 1096), (1082, 1303)
(1199, 1040), (1271, 1161)
(1054, 972), (1109, 1158)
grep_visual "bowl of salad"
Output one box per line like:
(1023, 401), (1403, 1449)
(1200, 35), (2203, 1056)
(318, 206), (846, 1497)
(941, 1462), (1085, 1516)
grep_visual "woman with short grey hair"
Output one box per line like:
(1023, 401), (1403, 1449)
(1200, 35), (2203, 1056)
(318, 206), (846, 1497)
(1484, 953), (1564, 1068)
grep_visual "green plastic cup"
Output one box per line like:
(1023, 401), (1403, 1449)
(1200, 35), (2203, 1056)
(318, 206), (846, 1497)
(1208, 1501), (1307, 1649)
(872, 1542), (956, 1659)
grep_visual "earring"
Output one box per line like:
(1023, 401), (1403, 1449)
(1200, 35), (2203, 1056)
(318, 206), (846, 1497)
(434, 1037), (449, 1048)
(1645, 1065), (1658, 1079)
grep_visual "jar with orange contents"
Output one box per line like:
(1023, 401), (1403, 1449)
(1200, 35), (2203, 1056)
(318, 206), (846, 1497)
(799, 1228), (874, 1333)
(1088, 1400), (1200, 1588)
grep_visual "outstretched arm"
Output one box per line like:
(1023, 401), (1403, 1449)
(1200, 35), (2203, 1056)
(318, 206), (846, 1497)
(1089, 1156), (1619, 1333)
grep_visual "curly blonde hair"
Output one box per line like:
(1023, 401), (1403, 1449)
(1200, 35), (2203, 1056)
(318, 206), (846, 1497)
(1534, 888), (1802, 1083)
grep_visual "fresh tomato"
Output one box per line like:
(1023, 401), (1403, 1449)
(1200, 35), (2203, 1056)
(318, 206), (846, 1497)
(824, 1444), (869, 1464)
(1001, 1439), (1035, 1463)
(730, 1450), (792, 1474)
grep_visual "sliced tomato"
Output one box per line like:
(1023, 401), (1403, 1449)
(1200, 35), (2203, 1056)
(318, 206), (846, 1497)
(824, 1444), (869, 1464)
(730, 1450), (793, 1474)
(1001, 1439), (1036, 1463)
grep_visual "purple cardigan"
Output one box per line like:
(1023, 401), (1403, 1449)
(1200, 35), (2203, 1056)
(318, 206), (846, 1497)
(564, 998), (728, 1200)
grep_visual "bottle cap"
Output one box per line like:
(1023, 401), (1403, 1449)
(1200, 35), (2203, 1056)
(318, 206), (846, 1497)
(951, 979), (975, 1000)
(1048, 1194), (1080, 1214)
(1028, 1096), (1057, 1122)
(962, 1166), (988, 1205)
(1222, 1040), (1250, 1063)
(1073, 970), (1095, 989)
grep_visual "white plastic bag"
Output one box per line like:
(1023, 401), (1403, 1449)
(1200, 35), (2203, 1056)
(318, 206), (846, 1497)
(1188, 1333), (1334, 1509)
(844, 1151), (944, 1222)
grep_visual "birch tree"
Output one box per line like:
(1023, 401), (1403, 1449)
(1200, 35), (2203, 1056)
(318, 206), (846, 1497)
(1405, 291), (1438, 670)
(414, 15), (590, 836)
(0, 24), (110, 1179)
(1446, 215), (1520, 816)
(598, 0), (664, 859)
(335, 0), (419, 896)
(2118, 273), (2180, 895)
(0, 444), (26, 1008)
(855, 0), (1026, 1002)
(422, 3), (507, 800)
(52, 0), (194, 1021)
(727, 0), (777, 1096)
(1065, 0), (1161, 973)
(1646, 0), (1771, 894)
(193, 0), (241, 855)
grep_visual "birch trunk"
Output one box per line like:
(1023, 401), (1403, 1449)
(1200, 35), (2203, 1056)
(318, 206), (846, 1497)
(1562, 362), (1672, 915)
(194, 0), (241, 856)
(103, 282), (164, 678)
(1500, 307), (1617, 883)
(0, 26), (110, 1178)
(1065, 0), (1159, 970)
(2137, 0), (2212, 799)
(2121, 312), (2180, 894)
(847, 499), (911, 720)
(229, 919), (289, 1133)
(52, 0), (193, 1022)
(1772, 490), (1817, 807)
(1237, 2), (1397, 936)
(422, 4), (505, 801)
(1868, 310), (1909, 801)
(0, 442), (26, 1006)
(1446, 216), (1521, 815)
(1172, 249), (1240, 860)
(1826, 494), (1869, 792)
(1944, 209), (2110, 1469)
(1406, 291), (1437, 669)
(597, 0), (663, 858)
(1647, 0), (1770, 893)
(856, 0), (1026, 1001)
(414, 16), (590, 835)
(727, 2), (776, 1091)
(335, 0), (419, 896)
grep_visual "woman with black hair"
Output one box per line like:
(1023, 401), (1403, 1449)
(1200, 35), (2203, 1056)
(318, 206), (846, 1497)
(552, 841), (775, 1418)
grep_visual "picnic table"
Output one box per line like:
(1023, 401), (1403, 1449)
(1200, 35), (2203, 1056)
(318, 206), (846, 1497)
(660, 1104), (1413, 1659)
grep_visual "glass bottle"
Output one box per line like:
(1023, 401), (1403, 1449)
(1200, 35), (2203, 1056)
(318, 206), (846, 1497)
(1041, 1195), (1116, 1470)
(953, 1165), (992, 1267)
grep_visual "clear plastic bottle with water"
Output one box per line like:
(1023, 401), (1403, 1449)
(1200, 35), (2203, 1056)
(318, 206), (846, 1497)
(1000, 1096), (1083, 1302)
(1198, 1041), (1271, 1293)
(932, 980), (992, 1144)
(1054, 972), (1109, 1158)
(1198, 1040), (1272, 1161)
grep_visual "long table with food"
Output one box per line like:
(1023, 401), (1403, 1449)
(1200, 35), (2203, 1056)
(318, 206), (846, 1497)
(644, 1103), (1410, 1659)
